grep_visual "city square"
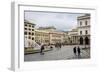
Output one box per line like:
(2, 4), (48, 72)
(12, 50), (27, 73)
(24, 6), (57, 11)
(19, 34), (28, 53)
(24, 11), (90, 61)
(24, 45), (90, 61)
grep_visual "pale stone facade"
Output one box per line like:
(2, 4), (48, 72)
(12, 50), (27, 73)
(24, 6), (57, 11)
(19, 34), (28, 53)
(35, 29), (50, 45)
(24, 20), (35, 48)
(63, 28), (78, 45)
(35, 27), (65, 45)
(77, 14), (90, 45)
(68, 28), (78, 45)
(49, 30), (65, 44)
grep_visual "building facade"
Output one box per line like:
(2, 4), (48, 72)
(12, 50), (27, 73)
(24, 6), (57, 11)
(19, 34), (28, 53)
(49, 31), (65, 45)
(63, 28), (78, 45)
(35, 30), (50, 45)
(68, 28), (78, 45)
(24, 20), (35, 49)
(77, 14), (90, 45)
(35, 27), (65, 45)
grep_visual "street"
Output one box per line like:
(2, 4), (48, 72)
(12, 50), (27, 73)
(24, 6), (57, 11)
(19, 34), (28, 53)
(24, 45), (90, 61)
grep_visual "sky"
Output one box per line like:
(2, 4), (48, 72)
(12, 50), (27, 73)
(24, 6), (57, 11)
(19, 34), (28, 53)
(24, 11), (85, 31)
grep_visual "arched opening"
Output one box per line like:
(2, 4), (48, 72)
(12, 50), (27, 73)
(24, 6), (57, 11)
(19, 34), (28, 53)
(80, 37), (83, 45)
(85, 37), (89, 45)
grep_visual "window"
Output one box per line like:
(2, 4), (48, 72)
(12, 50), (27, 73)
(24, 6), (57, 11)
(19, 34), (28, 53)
(25, 24), (27, 26)
(29, 25), (31, 27)
(85, 20), (88, 25)
(80, 31), (82, 35)
(32, 25), (34, 28)
(29, 28), (31, 31)
(29, 32), (31, 35)
(32, 29), (34, 31)
(32, 33), (34, 35)
(80, 21), (82, 26)
(24, 32), (27, 35)
(85, 30), (88, 34)
(25, 28), (27, 30)
(32, 37), (34, 40)
(28, 36), (31, 39)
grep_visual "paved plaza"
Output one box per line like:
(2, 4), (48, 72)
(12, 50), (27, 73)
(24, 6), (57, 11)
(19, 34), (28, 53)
(24, 45), (90, 62)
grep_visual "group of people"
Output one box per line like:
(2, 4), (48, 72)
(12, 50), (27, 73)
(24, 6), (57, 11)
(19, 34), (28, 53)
(73, 46), (81, 57)
(40, 43), (82, 57)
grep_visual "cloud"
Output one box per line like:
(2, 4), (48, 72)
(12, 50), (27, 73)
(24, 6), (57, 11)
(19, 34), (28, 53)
(24, 11), (84, 31)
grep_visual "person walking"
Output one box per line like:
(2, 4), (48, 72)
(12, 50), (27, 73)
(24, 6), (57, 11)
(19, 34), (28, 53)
(73, 47), (76, 56)
(77, 46), (81, 57)
(59, 43), (62, 48)
(40, 44), (45, 55)
(58, 43), (61, 50)
(50, 45), (53, 50)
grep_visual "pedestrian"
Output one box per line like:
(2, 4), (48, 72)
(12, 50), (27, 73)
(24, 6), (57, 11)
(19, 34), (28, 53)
(40, 44), (45, 55)
(73, 46), (76, 55)
(57, 43), (61, 50)
(59, 43), (62, 48)
(55, 43), (57, 48)
(77, 46), (81, 57)
(50, 45), (53, 50)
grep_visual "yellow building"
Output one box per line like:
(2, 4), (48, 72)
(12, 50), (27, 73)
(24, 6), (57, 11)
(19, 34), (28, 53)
(35, 30), (50, 45)
(49, 31), (65, 44)
(35, 26), (65, 45)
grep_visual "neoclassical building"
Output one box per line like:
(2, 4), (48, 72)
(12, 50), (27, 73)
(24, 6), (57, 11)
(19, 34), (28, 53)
(63, 28), (78, 45)
(68, 28), (78, 45)
(35, 26), (65, 45)
(35, 29), (50, 45)
(77, 14), (90, 45)
(49, 30), (65, 44)
(24, 20), (36, 48)
(62, 14), (90, 45)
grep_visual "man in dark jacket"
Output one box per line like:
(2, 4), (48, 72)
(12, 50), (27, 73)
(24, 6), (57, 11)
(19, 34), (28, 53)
(73, 47), (76, 55)
(77, 46), (81, 57)
(40, 44), (45, 55)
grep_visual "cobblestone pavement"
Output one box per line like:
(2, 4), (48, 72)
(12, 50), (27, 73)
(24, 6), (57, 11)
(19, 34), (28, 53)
(24, 45), (90, 61)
